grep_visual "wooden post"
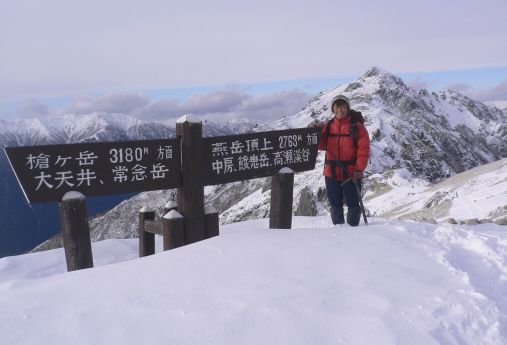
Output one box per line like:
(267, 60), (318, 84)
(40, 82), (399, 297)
(204, 204), (219, 239)
(138, 206), (155, 257)
(176, 116), (206, 244)
(164, 200), (178, 215)
(162, 210), (185, 250)
(269, 168), (294, 229)
(59, 191), (93, 271)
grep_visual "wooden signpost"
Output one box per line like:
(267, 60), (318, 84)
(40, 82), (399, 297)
(5, 118), (321, 271)
(5, 139), (182, 270)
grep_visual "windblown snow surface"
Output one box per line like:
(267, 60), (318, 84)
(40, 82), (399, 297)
(1, 217), (507, 344)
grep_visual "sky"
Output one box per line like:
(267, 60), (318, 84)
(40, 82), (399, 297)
(1, 0), (507, 123)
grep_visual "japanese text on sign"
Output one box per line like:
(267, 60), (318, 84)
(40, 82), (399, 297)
(5, 139), (182, 203)
(203, 128), (321, 185)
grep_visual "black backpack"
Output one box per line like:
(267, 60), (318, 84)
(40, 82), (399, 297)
(324, 110), (365, 148)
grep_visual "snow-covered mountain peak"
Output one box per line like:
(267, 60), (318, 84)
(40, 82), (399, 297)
(354, 66), (409, 93)
(264, 67), (506, 181)
(267, 67), (422, 130)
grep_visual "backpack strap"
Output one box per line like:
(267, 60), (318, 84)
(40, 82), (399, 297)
(325, 117), (334, 139)
(350, 115), (358, 148)
(325, 115), (359, 142)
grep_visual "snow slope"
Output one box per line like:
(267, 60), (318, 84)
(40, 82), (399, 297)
(366, 157), (507, 222)
(2, 217), (507, 344)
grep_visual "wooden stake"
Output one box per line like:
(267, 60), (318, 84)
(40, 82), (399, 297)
(138, 206), (155, 257)
(269, 168), (294, 229)
(59, 192), (93, 271)
(163, 210), (185, 250)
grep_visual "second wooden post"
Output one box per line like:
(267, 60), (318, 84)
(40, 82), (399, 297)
(176, 116), (206, 244)
(269, 168), (294, 229)
(138, 206), (155, 257)
(59, 191), (94, 271)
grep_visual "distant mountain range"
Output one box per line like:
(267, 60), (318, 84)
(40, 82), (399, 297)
(30, 67), (507, 253)
(0, 113), (258, 146)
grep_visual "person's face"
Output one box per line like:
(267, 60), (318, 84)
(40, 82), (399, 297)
(333, 102), (348, 118)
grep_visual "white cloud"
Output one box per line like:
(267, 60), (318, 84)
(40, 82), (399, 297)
(446, 83), (473, 93)
(20, 87), (312, 124)
(67, 93), (151, 115)
(407, 77), (434, 91)
(15, 99), (49, 118)
(446, 79), (507, 102)
(184, 89), (250, 114)
(471, 79), (507, 102)
(140, 88), (312, 123)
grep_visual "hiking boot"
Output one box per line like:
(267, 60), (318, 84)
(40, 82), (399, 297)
(331, 206), (345, 225)
(347, 205), (361, 226)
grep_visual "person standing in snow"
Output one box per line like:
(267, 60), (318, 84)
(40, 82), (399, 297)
(317, 95), (370, 226)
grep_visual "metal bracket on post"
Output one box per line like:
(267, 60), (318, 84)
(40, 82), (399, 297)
(269, 167), (295, 229)
(138, 206), (155, 257)
(59, 191), (94, 271)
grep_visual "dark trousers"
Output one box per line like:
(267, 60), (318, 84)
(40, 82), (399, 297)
(325, 176), (362, 226)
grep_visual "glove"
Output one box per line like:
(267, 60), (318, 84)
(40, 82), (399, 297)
(352, 170), (363, 182)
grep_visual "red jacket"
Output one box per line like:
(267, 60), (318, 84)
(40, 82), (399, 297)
(318, 115), (370, 180)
